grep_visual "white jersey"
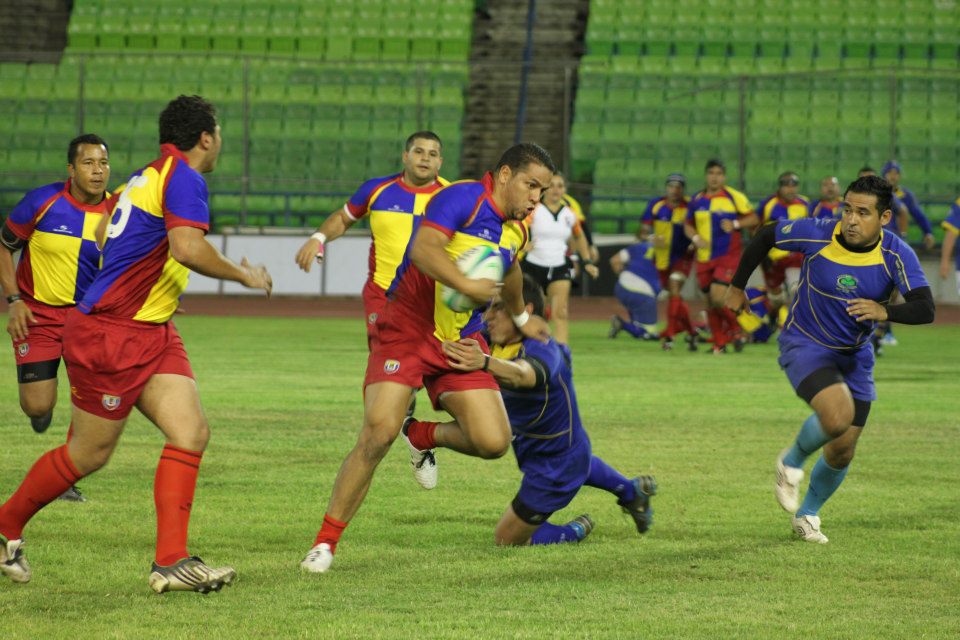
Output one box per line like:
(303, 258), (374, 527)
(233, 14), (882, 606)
(524, 202), (580, 268)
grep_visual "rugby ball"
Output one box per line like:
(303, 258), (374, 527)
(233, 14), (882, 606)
(440, 245), (505, 312)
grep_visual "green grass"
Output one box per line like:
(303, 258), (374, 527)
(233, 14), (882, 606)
(1, 317), (959, 639)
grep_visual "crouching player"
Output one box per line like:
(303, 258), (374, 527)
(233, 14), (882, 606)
(443, 275), (657, 545)
(608, 239), (660, 341)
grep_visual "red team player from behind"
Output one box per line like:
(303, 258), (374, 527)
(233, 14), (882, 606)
(0, 96), (272, 593)
(684, 159), (758, 353)
(294, 131), (448, 344)
(302, 143), (554, 574)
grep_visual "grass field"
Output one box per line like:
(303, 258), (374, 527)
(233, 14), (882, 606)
(1, 316), (958, 639)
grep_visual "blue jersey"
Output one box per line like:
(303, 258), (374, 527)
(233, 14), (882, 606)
(809, 199), (842, 220)
(775, 218), (928, 350)
(616, 241), (661, 295)
(893, 186), (933, 236)
(493, 337), (589, 463)
(943, 199), (960, 270)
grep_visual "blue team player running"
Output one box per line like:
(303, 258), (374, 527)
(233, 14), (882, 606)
(443, 275), (656, 545)
(608, 239), (661, 340)
(724, 175), (934, 543)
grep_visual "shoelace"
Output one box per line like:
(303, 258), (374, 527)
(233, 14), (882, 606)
(415, 450), (436, 469)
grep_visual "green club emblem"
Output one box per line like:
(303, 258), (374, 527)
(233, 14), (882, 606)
(836, 274), (858, 294)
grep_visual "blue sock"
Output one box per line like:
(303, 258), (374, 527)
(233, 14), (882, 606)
(584, 456), (635, 504)
(796, 455), (849, 517)
(783, 413), (831, 468)
(620, 318), (645, 338)
(530, 521), (581, 545)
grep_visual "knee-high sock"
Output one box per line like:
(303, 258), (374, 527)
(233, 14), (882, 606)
(707, 308), (727, 347)
(530, 521), (581, 545)
(783, 413), (831, 468)
(796, 456), (849, 517)
(0, 445), (83, 540)
(620, 317), (646, 338)
(720, 307), (740, 339)
(314, 514), (349, 553)
(154, 444), (203, 566)
(583, 456), (635, 504)
(676, 298), (694, 335)
(663, 297), (679, 339)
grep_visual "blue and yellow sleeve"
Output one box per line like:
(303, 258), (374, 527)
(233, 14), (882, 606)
(163, 163), (210, 232)
(774, 218), (833, 254)
(942, 201), (960, 235)
(640, 198), (657, 225)
(422, 183), (478, 237)
(888, 236), (930, 294)
(5, 183), (60, 239)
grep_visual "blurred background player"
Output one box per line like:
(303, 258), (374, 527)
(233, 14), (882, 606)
(882, 160), (935, 251)
(939, 196), (960, 295)
(559, 190), (600, 272)
(725, 175), (934, 544)
(756, 171), (809, 325)
(294, 131), (447, 346)
(639, 173), (696, 351)
(0, 96), (272, 593)
(301, 143), (553, 575)
(735, 286), (775, 344)
(522, 172), (598, 344)
(0, 134), (112, 503)
(608, 238), (660, 341)
(684, 159), (758, 353)
(443, 276), (656, 546)
(809, 176), (842, 219)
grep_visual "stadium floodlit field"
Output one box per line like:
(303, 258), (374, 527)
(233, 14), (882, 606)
(1, 314), (958, 639)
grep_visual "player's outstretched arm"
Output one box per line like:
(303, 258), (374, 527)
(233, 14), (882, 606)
(0, 228), (33, 340)
(571, 229), (599, 278)
(294, 208), (355, 272)
(725, 223), (778, 312)
(940, 229), (958, 279)
(684, 222), (707, 249)
(502, 262), (550, 342)
(169, 226), (272, 296)
(442, 338), (538, 389)
(411, 225), (498, 303)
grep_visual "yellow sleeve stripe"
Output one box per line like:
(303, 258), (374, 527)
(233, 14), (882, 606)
(943, 221), (960, 235)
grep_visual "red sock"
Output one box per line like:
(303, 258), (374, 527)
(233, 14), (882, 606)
(662, 297), (678, 339)
(0, 445), (83, 540)
(677, 299), (694, 335)
(707, 308), (727, 347)
(720, 307), (741, 340)
(314, 514), (349, 552)
(154, 444), (203, 566)
(407, 420), (437, 451)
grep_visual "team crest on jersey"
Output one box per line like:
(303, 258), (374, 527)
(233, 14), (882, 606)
(384, 359), (400, 374)
(836, 274), (858, 294)
(17, 343), (29, 357)
(782, 223), (794, 234)
(101, 394), (121, 412)
(368, 312), (378, 325)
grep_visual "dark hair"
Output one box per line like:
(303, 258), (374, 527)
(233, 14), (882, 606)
(844, 175), (894, 216)
(705, 158), (726, 173)
(521, 273), (546, 317)
(405, 130), (442, 151)
(778, 170), (798, 181)
(159, 95), (218, 151)
(67, 134), (108, 165)
(495, 143), (556, 175)
(858, 166), (876, 176)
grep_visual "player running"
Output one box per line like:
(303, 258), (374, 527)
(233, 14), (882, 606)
(639, 173), (696, 350)
(444, 275), (656, 545)
(301, 143), (553, 574)
(0, 96), (272, 593)
(294, 131), (447, 345)
(724, 175), (934, 544)
(756, 171), (810, 325)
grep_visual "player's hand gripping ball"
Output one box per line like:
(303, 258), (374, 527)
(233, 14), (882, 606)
(440, 245), (504, 312)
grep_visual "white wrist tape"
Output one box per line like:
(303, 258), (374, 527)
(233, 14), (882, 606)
(311, 232), (327, 245)
(512, 311), (530, 328)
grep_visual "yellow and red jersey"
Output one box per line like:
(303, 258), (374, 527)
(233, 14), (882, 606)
(685, 186), (753, 263)
(345, 172), (449, 291)
(641, 196), (690, 270)
(758, 194), (810, 261)
(4, 180), (110, 307)
(78, 145), (209, 323)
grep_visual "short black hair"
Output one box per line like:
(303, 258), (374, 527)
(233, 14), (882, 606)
(858, 166), (876, 176)
(521, 273), (546, 317)
(405, 130), (442, 151)
(495, 143), (556, 175)
(68, 134), (108, 165)
(705, 158), (726, 173)
(844, 175), (894, 216)
(778, 170), (798, 181)
(159, 95), (218, 151)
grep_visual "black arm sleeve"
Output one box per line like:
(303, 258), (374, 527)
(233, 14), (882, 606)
(730, 223), (777, 289)
(579, 221), (594, 246)
(520, 356), (548, 388)
(0, 224), (26, 252)
(884, 286), (935, 325)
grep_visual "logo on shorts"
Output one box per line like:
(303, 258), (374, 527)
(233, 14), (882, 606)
(384, 359), (400, 374)
(101, 394), (121, 412)
(836, 274), (858, 294)
(17, 343), (29, 357)
(368, 312), (378, 325)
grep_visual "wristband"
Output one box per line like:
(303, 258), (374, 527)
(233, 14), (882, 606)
(692, 234), (702, 244)
(6, 294), (22, 304)
(512, 310), (530, 328)
(733, 219), (741, 230)
(310, 232), (327, 263)
(482, 354), (491, 371)
(583, 259), (595, 266)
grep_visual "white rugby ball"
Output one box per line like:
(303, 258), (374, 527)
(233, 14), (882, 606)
(440, 245), (505, 312)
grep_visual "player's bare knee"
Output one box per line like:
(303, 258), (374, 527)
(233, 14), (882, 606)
(357, 420), (398, 462)
(817, 405), (853, 437)
(473, 436), (509, 460)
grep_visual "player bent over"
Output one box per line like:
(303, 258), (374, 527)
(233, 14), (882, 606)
(608, 239), (660, 340)
(445, 276), (656, 545)
(724, 176), (933, 543)
(0, 96), (272, 592)
(302, 143), (553, 573)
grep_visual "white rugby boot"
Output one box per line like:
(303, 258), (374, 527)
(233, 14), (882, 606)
(775, 448), (804, 513)
(0, 537), (31, 583)
(792, 515), (829, 544)
(300, 543), (334, 573)
(401, 417), (437, 489)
